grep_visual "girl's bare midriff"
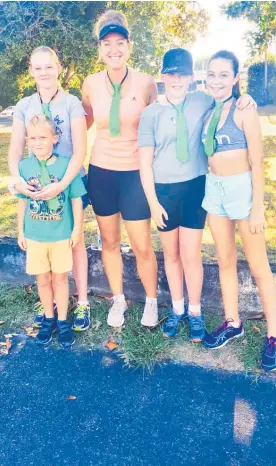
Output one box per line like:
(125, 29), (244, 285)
(209, 148), (251, 176)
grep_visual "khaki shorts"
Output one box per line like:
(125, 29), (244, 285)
(26, 239), (73, 275)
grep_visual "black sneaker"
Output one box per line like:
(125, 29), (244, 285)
(35, 318), (56, 345)
(57, 320), (75, 349)
(261, 336), (276, 372)
(204, 319), (244, 349)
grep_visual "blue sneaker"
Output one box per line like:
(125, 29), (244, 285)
(162, 305), (188, 338)
(188, 313), (206, 342)
(204, 319), (244, 349)
(35, 318), (56, 345)
(261, 336), (276, 372)
(33, 302), (45, 328)
(57, 320), (75, 348)
(72, 304), (91, 331)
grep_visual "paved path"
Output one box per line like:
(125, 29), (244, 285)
(0, 341), (275, 466)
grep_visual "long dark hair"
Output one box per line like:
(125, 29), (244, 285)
(208, 50), (241, 99)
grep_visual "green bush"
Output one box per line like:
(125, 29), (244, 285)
(247, 59), (276, 106)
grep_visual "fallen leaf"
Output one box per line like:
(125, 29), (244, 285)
(252, 325), (261, 334)
(105, 338), (119, 351)
(24, 285), (33, 295)
(0, 321), (5, 326)
(241, 339), (248, 345)
(67, 395), (77, 400)
(24, 326), (38, 338)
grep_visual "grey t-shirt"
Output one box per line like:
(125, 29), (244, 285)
(138, 91), (213, 183)
(14, 90), (86, 176)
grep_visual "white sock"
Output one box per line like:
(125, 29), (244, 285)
(113, 294), (126, 304)
(189, 304), (201, 315)
(228, 319), (241, 328)
(172, 298), (184, 315)
(78, 300), (89, 306)
(146, 297), (157, 306)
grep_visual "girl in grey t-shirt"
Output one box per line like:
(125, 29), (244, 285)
(8, 46), (90, 331)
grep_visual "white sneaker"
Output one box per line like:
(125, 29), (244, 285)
(107, 300), (128, 327)
(141, 301), (158, 327)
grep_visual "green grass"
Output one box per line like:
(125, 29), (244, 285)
(0, 284), (271, 374)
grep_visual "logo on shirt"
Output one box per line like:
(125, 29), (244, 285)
(27, 174), (65, 221)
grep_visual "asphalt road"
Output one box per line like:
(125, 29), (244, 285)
(0, 340), (275, 466)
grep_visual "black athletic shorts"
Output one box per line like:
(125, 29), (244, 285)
(88, 165), (151, 221)
(155, 175), (207, 232)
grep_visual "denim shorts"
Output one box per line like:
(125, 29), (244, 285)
(202, 171), (252, 220)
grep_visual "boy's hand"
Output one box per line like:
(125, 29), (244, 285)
(18, 233), (27, 251)
(70, 229), (81, 248)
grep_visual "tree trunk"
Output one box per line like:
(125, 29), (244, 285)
(63, 64), (75, 90)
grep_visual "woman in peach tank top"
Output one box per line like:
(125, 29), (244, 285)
(82, 10), (158, 328)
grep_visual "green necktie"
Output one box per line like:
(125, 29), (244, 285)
(39, 160), (60, 211)
(41, 103), (52, 120)
(168, 100), (189, 163)
(204, 95), (233, 157)
(204, 101), (223, 157)
(109, 84), (121, 137)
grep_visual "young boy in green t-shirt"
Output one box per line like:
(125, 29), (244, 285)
(17, 114), (87, 348)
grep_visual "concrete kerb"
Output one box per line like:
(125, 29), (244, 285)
(1, 236), (275, 318)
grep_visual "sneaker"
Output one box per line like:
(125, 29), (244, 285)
(57, 320), (75, 349)
(35, 318), (56, 345)
(162, 305), (188, 338)
(204, 319), (244, 350)
(33, 302), (45, 328)
(72, 304), (91, 331)
(141, 301), (158, 327)
(107, 300), (128, 327)
(188, 313), (205, 342)
(261, 336), (276, 372)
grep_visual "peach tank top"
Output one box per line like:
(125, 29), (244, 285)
(90, 70), (148, 171)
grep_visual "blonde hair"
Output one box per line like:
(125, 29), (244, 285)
(27, 114), (56, 135)
(95, 10), (130, 39)
(29, 46), (60, 66)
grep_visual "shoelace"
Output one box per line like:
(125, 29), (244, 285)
(165, 312), (180, 328)
(189, 315), (204, 330)
(213, 319), (235, 336)
(74, 304), (88, 319)
(267, 336), (276, 354)
(34, 302), (45, 316)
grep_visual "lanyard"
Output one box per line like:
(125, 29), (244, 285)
(107, 67), (129, 91)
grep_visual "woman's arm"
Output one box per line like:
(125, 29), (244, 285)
(82, 76), (94, 129)
(8, 119), (36, 197)
(147, 76), (158, 104)
(139, 146), (168, 229)
(242, 108), (265, 234)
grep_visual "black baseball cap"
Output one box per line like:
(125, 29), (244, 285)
(99, 24), (129, 40)
(161, 48), (193, 75)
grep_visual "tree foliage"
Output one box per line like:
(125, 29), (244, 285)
(222, 1), (276, 53)
(0, 1), (209, 103)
